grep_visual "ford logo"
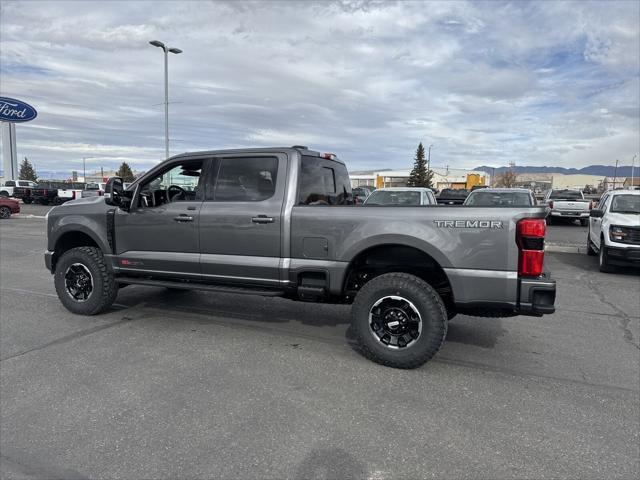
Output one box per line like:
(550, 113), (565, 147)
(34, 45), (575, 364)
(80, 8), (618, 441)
(0, 96), (37, 123)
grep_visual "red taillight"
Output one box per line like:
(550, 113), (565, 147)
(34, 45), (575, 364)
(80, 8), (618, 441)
(72, 191), (76, 199)
(548, 200), (554, 209)
(517, 218), (545, 277)
(43, 189), (48, 195)
(322, 153), (336, 160)
(518, 218), (546, 237)
(519, 251), (544, 277)
(99, 191), (104, 196)
(588, 201), (592, 210)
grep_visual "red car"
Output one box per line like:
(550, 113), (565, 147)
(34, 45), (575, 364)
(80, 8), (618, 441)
(0, 197), (20, 219)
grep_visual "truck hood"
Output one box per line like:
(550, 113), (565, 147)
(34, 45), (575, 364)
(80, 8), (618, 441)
(605, 212), (640, 227)
(61, 196), (105, 207)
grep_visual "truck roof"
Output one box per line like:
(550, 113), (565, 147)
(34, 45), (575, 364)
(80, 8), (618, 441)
(171, 146), (345, 165)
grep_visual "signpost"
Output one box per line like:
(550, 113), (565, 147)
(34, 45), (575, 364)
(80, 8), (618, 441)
(0, 96), (38, 180)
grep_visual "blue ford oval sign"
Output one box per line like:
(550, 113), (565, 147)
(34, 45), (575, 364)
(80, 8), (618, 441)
(0, 96), (37, 123)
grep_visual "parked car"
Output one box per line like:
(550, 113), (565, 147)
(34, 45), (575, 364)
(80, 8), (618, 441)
(352, 186), (373, 204)
(45, 146), (555, 369)
(0, 180), (38, 199)
(81, 182), (107, 198)
(436, 188), (469, 205)
(0, 197), (20, 219)
(363, 187), (436, 206)
(464, 188), (536, 207)
(544, 189), (592, 225)
(587, 189), (640, 272)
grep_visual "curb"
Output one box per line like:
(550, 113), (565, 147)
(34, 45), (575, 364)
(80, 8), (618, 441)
(11, 214), (47, 219)
(545, 244), (584, 254)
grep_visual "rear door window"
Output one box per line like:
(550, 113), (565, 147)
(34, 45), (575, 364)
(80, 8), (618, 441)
(211, 157), (278, 202)
(298, 156), (352, 205)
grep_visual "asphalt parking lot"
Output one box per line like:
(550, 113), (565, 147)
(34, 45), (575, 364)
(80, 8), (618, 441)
(1, 206), (639, 479)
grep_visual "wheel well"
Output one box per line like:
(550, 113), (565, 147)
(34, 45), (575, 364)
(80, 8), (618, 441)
(52, 231), (100, 270)
(343, 244), (454, 311)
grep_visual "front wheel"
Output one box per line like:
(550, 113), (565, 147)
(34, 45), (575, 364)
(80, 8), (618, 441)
(599, 241), (614, 273)
(0, 206), (12, 219)
(23, 198), (33, 204)
(0, 191), (9, 197)
(54, 246), (118, 315)
(351, 272), (447, 369)
(586, 227), (597, 256)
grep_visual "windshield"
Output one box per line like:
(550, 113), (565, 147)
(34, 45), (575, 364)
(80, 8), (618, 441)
(464, 191), (533, 206)
(550, 190), (582, 200)
(365, 190), (422, 205)
(610, 195), (640, 214)
(86, 183), (100, 190)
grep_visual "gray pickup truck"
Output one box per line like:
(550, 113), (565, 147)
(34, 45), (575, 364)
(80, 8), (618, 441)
(45, 146), (555, 368)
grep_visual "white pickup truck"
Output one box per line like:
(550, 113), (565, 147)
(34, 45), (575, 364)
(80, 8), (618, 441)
(0, 180), (38, 198)
(587, 189), (640, 272)
(544, 189), (592, 225)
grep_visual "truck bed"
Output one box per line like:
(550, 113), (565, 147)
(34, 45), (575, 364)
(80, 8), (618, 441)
(290, 204), (549, 307)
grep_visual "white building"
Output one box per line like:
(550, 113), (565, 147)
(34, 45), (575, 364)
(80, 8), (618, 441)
(350, 167), (490, 190)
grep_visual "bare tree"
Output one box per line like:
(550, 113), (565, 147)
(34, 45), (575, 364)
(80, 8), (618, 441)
(495, 170), (518, 187)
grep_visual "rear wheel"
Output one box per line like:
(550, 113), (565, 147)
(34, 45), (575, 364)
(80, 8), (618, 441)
(351, 272), (447, 369)
(23, 198), (33, 204)
(0, 206), (11, 219)
(599, 239), (614, 273)
(53, 196), (63, 205)
(54, 246), (118, 315)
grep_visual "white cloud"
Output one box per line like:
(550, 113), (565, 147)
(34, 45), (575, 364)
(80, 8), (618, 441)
(0, 0), (638, 176)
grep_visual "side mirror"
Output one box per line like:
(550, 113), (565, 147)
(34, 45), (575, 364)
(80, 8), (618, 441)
(590, 209), (604, 218)
(105, 177), (126, 209)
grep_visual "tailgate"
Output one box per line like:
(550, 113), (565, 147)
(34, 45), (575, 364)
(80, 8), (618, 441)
(553, 200), (590, 211)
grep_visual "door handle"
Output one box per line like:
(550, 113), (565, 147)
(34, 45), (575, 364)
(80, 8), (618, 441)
(174, 215), (194, 222)
(252, 215), (275, 224)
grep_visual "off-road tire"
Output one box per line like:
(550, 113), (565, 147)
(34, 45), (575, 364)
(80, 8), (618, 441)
(0, 191), (9, 197)
(586, 229), (597, 256)
(54, 246), (118, 315)
(0, 206), (11, 219)
(351, 272), (448, 369)
(53, 196), (63, 205)
(23, 198), (33, 204)
(598, 240), (614, 273)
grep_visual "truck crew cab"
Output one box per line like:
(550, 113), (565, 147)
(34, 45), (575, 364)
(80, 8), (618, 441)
(45, 146), (556, 368)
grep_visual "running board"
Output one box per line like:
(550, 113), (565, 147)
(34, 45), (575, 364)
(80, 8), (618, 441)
(116, 277), (285, 297)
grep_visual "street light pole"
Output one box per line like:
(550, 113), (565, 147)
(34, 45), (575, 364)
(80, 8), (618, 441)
(427, 144), (433, 172)
(149, 40), (182, 160)
(632, 154), (637, 189)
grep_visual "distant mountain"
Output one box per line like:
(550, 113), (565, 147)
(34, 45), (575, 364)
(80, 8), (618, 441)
(475, 165), (637, 178)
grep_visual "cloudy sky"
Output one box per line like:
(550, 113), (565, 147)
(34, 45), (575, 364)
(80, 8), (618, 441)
(1, 0), (638, 176)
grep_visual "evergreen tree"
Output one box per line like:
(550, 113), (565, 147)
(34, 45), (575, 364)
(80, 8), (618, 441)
(18, 157), (38, 181)
(116, 162), (135, 182)
(406, 142), (434, 188)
